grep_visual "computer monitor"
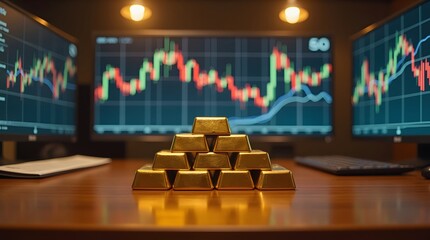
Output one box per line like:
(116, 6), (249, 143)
(352, 0), (430, 143)
(352, 0), (430, 164)
(0, 1), (77, 145)
(92, 31), (333, 141)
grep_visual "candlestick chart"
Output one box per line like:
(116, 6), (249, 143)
(352, 0), (430, 137)
(6, 54), (76, 99)
(93, 35), (332, 135)
(0, 0), (77, 136)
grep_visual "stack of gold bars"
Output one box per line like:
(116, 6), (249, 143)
(132, 117), (295, 190)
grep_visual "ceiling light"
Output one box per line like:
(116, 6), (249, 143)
(121, 2), (152, 22)
(279, 1), (309, 24)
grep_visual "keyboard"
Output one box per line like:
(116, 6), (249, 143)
(294, 155), (415, 175)
(0, 155), (111, 178)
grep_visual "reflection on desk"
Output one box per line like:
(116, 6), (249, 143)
(133, 191), (295, 226)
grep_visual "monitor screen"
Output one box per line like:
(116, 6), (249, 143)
(92, 31), (333, 139)
(352, 0), (430, 141)
(0, 0), (77, 141)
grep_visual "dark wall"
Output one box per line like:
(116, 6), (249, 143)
(11, 0), (411, 159)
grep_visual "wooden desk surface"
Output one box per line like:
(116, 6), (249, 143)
(0, 159), (429, 240)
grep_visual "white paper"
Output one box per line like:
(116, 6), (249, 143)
(0, 155), (111, 177)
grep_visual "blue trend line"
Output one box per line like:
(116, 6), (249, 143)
(229, 85), (332, 126)
(34, 76), (54, 93)
(413, 35), (430, 57)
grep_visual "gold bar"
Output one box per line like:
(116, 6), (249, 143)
(216, 170), (254, 190)
(132, 164), (171, 190)
(213, 134), (252, 152)
(152, 150), (190, 170)
(193, 152), (232, 170)
(192, 117), (231, 135)
(171, 133), (209, 152)
(173, 170), (213, 190)
(234, 150), (272, 170)
(255, 164), (296, 190)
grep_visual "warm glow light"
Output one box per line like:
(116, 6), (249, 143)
(129, 4), (145, 21)
(279, 3), (309, 24)
(120, 3), (152, 22)
(284, 6), (300, 24)
(34, 17), (49, 27)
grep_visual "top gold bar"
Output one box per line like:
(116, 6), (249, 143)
(192, 117), (231, 135)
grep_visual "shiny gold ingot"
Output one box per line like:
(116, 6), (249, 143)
(216, 170), (254, 190)
(173, 170), (213, 190)
(171, 133), (209, 152)
(132, 164), (171, 190)
(213, 134), (252, 152)
(234, 150), (271, 170)
(255, 164), (296, 190)
(152, 150), (190, 170)
(192, 117), (231, 135)
(193, 152), (231, 170)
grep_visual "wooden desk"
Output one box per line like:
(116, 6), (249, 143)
(0, 159), (429, 240)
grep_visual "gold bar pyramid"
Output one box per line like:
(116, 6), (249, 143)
(132, 117), (296, 191)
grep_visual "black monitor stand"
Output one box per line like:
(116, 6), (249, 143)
(397, 144), (430, 169)
(417, 144), (430, 165)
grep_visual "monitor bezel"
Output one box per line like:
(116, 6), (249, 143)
(0, 0), (79, 142)
(90, 30), (335, 142)
(350, 0), (430, 143)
